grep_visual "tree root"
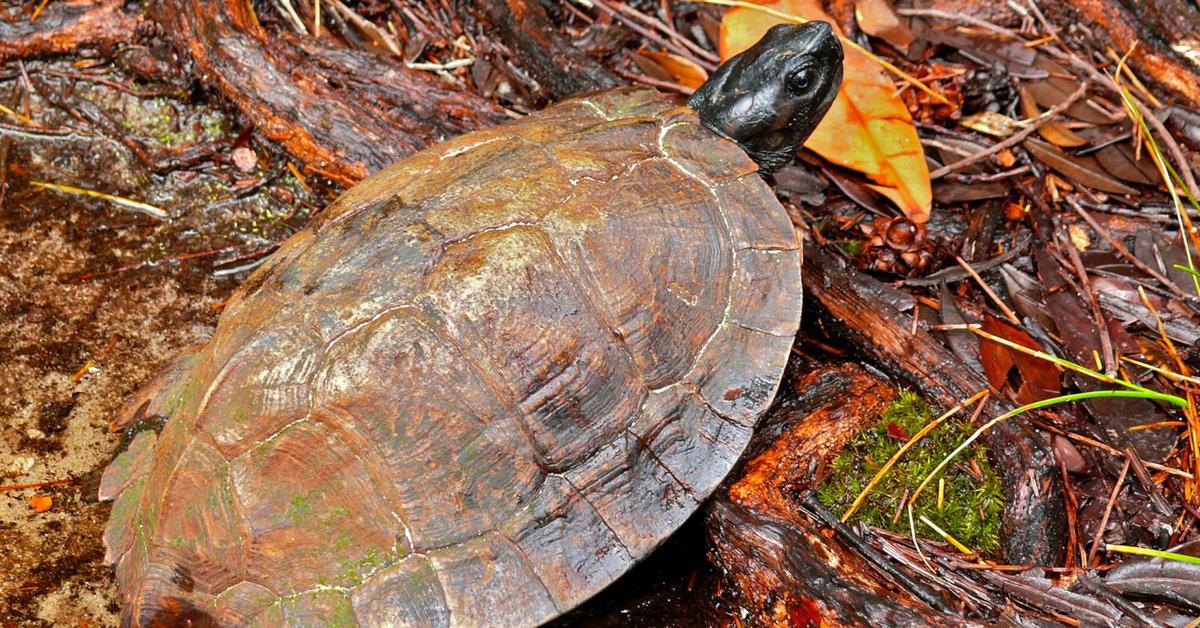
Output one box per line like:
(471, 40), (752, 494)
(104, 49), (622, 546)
(0, 0), (141, 63)
(152, 0), (506, 187)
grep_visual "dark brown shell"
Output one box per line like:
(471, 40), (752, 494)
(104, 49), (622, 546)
(100, 87), (802, 626)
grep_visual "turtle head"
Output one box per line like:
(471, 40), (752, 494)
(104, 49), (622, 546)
(688, 21), (843, 173)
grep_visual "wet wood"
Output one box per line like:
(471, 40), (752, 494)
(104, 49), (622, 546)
(0, 0), (141, 62)
(152, 0), (505, 187)
(472, 0), (620, 100)
(1046, 0), (1200, 108)
(802, 246), (1067, 566)
(706, 363), (983, 625)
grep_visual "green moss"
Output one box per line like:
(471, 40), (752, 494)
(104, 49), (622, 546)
(816, 390), (1004, 554)
(337, 545), (391, 586)
(288, 493), (311, 526)
(842, 239), (864, 256)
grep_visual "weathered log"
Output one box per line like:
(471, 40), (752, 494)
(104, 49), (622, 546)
(802, 246), (1067, 566)
(0, 0), (141, 62)
(706, 362), (985, 626)
(151, 0), (505, 187)
(472, 0), (620, 100)
(1047, 0), (1200, 108)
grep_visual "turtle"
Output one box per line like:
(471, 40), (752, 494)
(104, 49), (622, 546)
(99, 21), (843, 626)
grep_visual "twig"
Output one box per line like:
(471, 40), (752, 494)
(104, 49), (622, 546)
(31, 0), (52, 21)
(1059, 230), (1115, 375)
(325, 0), (402, 56)
(0, 478), (75, 492)
(1067, 197), (1199, 304)
(273, 0), (310, 34)
(78, 245), (244, 280)
(613, 67), (695, 95)
(30, 181), (168, 219)
(954, 255), (1021, 324)
(1022, 0), (1063, 49)
(406, 58), (474, 71)
(895, 8), (1021, 39)
(1086, 457), (1129, 566)
(1123, 447), (1175, 517)
(1043, 424), (1194, 478)
(591, 0), (719, 66)
(930, 81), (1089, 179)
(0, 102), (40, 128)
(587, 0), (716, 72)
(1056, 451), (1081, 569)
(804, 494), (958, 615)
(1106, 47), (1162, 109)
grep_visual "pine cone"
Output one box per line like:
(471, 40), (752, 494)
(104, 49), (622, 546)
(859, 216), (932, 275)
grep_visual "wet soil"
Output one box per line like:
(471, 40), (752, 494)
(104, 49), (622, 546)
(0, 60), (309, 626)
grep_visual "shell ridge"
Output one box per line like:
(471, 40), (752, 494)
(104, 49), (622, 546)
(408, 292), (557, 474)
(654, 126), (738, 393)
(492, 529), (564, 614)
(529, 224), (650, 397)
(620, 426), (693, 497)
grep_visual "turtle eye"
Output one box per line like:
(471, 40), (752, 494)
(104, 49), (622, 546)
(788, 67), (815, 92)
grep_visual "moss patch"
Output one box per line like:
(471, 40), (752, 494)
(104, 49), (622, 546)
(817, 390), (1004, 554)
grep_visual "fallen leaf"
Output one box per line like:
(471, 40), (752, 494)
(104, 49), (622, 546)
(853, 0), (913, 50)
(1019, 85), (1088, 148)
(1024, 139), (1138, 195)
(1106, 541), (1200, 607)
(720, 0), (932, 222)
(938, 282), (982, 371)
(960, 111), (1020, 138)
(1003, 202), (1027, 221)
(638, 50), (709, 90)
(979, 315), (1060, 404)
(1164, 106), (1200, 150)
(29, 495), (53, 513)
(1094, 143), (1159, 185)
(886, 421), (909, 440)
(933, 180), (1008, 203)
(1028, 58), (1118, 125)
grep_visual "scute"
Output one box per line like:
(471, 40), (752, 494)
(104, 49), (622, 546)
(100, 87), (803, 626)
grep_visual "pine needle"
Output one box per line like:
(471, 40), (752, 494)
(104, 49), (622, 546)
(30, 181), (168, 219)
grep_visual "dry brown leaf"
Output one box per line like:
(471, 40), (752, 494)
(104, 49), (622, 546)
(853, 0), (913, 50)
(720, 0), (932, 222)
(1019, 85), (1088, 148)
(1024, 139), (1139, 195)
(979, 315), (1060, 404)
(639, 50), (709, 90)
(1092, 142), (1159, 185)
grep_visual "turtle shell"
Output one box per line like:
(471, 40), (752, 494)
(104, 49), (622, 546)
(100, 87), (803, 626)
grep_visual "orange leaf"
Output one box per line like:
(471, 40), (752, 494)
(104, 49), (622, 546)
(719, 0), (932, 222)
(29, 495), (53, 512)
(639, 51), (709, 90)
(979, 315), (1060, 405)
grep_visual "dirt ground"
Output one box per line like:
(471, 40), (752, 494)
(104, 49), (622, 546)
(0, 61), (306, 626)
